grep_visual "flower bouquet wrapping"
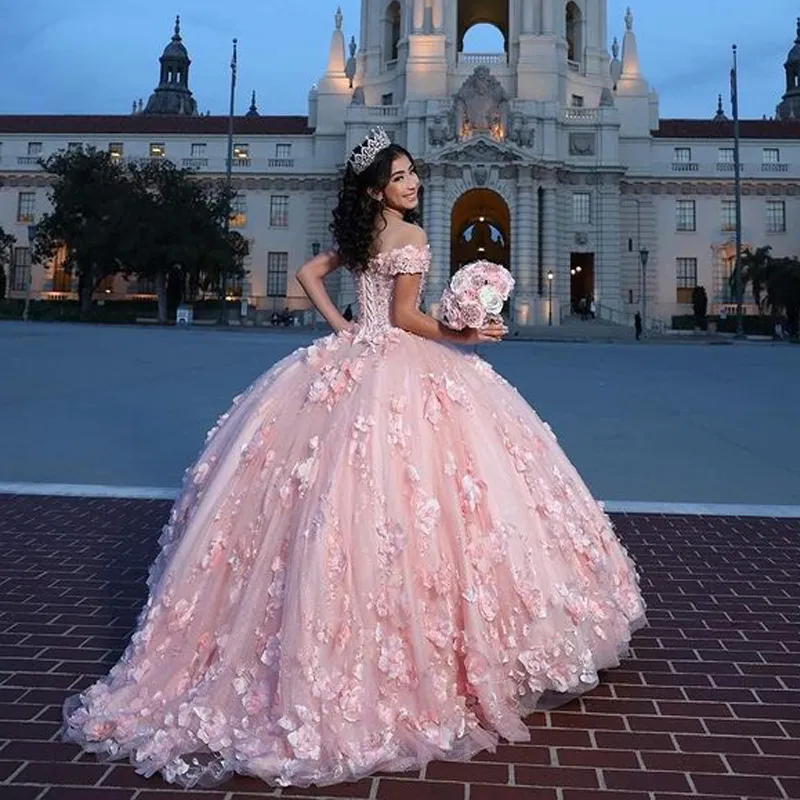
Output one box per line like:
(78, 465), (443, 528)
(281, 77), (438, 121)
(439, 260), (515, 330)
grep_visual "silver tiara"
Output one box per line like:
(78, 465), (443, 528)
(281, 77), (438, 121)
(348, 127), (392, 174)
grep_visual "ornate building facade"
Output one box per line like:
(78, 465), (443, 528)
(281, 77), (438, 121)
(2, 3), (800, 327)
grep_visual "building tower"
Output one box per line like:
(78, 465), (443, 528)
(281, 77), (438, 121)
(144, 16), (199, 116)
(777, 18), (800, 120)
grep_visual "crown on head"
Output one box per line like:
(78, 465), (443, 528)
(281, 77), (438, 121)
(348, 127), (392, 174)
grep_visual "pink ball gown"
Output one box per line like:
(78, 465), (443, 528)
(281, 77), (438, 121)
(62, 244), (646, 788)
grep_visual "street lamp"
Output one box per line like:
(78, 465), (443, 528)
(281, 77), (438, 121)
(547, 270), (554, 326)
(218, 37), (238, 327)
(22, 223), (37, 322)
(639, 247), (649, 336)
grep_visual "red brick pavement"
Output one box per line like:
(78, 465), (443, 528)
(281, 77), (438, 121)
(0, 494), (798, 799)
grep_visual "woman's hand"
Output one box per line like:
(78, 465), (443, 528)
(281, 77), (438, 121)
(460, 321), (508, 344)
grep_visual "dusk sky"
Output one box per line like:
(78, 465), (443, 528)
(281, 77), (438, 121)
(0, 1), (797, 120)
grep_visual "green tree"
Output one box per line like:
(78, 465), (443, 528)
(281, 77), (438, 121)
(730, 246), (772, 312)
(691, 285), (708, 331)
(0, 225), (15, 301)
(36, 147), (134, 316)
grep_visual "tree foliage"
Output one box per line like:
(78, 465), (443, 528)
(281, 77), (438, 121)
(0, 225), (15, 301)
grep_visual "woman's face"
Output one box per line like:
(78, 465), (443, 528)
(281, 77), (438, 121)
(380, 154), (420, 214)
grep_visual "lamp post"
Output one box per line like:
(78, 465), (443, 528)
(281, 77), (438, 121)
(547, 270), (554, 326)
(639, 247), (649, 336)
(22, 223), (37, 322)
(218, 37), (238, 326)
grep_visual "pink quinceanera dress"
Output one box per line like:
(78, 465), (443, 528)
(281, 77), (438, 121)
(62, 244), (646, 787)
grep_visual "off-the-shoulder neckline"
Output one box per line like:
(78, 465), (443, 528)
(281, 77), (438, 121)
(370, 243), (431, 262)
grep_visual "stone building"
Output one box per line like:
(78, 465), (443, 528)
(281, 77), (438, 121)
(2, 3), (800, 327)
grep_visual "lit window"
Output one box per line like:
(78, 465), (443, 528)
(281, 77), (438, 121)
(766, 200), (786, 233)
(109, 142), (124, 159)
(149, 143), (165, 158)
(230, 193), (247, 228)
(676, 199), (696, 232)
(676, 257), (697, 304)
(267, 251), (289, 297)
(270, 195), (289, 227)
(233, 143), (250, 165)
(17, 191), (35, 223)
(572, 192), (591, 225)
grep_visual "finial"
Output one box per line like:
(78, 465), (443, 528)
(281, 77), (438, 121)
(796, 16), (800, 42)
(349, 35), (357, 58)
(625, 7), (633, 31)
(612, 36), (619, 59)
(174, 14), (181, 38)
(250, 90), (257, 109)
(132, 100), (137, 115)
(717, 94), (724, 114)
(335, 6), (343, 30)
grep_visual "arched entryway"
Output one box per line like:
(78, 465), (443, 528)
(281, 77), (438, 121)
(450, 188), (510, 277)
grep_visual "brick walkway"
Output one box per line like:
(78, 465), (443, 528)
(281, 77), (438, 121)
(0, 495), (798, 800)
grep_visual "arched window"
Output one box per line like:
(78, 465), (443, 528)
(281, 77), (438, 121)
(461, 22), (506, 55)
(565, 2), (583, 64)
(385, 1), (401, 63)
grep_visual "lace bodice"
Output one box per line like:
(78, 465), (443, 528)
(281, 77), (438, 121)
(354, 244), (431, 333)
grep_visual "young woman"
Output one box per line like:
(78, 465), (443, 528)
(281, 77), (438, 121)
(62, 128), (646, 788)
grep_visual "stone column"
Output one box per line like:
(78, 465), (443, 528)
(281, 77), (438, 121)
(542, 0), (554, 34)
(425, 168), (449, 310)
(413, 0), (425, 32)
(513, 171), (536, 325)
(522, 0), (535, 34)
(539, 182), (558, 324)
(432, 0), (444, 31)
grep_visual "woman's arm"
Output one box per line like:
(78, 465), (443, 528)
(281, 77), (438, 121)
(296, 249), (351, 333)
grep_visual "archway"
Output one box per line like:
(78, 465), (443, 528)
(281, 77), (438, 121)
(450, 188), (510, 276)
(565, 1), (583, 64)
(457, 0), (508, 54)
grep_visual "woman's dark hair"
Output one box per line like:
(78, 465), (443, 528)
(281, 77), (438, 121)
(330, 143), (421, 273)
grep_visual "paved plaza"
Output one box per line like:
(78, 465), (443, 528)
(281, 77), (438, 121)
(1, 321), (799, 799)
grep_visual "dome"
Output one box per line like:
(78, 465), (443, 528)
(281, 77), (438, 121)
(786, 18), (800, 63)
(162, 16), (189, 62)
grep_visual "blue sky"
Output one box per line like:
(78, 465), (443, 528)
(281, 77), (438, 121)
(0, 1), (796, 120)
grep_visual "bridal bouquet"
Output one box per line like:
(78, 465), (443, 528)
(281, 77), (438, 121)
(439, 260), (515, 330)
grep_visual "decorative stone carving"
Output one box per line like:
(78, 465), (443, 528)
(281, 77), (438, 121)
(428, 111), (456, 146)
(453, 66), (509, 141)
(351, 86), (365, 105)
(575, 232), (589, 246)
(437, 138), (519, 164)
(507, 111), (535, 147)
(472, 165), (488, 186)
(569, 132), (596, 156)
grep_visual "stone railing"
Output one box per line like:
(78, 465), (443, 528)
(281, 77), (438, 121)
(457, 52), (508, 65)
(563, 108), (598, 122)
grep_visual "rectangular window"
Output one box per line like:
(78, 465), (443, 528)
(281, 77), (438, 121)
(149, 142), (165, 158)
(721, 200), (736, 231)
(275, 143), (292, 159)
(718, 148), (734, 163)
(67, 142), (82, 152)
(572, 192), (591, 225)
(267, 251), (289, 297)
(52, 246), (71, 293)
(190, 143), (206, 158)
(269, 195), (289, 227)
(10, 247), (31, 292)
(571, 94), (585, 107)
(17, 191), (36, 223)
(381, 93), (394, 106)
(766, 200), (786, 233)
(233, 143), (250, 166)
(109, 142), (124, 159)
(676, 199), (696, 232)
(230, 192), (247, 228)
(676, 257), (697, 304)
(27, 142), (42, 156)
(674, 147), (692, 163)
(763, 147), (780, 164)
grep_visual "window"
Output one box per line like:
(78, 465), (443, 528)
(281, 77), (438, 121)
(763, 148), (780, 164)
(718, 148), (734, 163)
(267, 251), (289, 297)
(572, 192), (591, 225)
(571, 94), (585, 108)
(676, 257), (697, 304)
(10, 247), (31, 292)
(67, 142), (82, 153)
(27, 142), (42, 156)
(190, 143), (206, 157)
(233, 143), (250, 165)
(676, 199), (696, 232)
(766, 200), (786, 233)
(51, 245), (71, 292)
(381, 92), (394, 106)
(17, 191), (35, 223)
(269, 195), (289, 227)
(565, 2), (583, 63)
(109, 142), (124, 159)
(385, 0), (401, 63)
(275, 143), (292, 159)
(721, 200), (736, 231)
(149, 142), (165, 158)
(674, 147), (692, 163)
(230, 192), (247, 228)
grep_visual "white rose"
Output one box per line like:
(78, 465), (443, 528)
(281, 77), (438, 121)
(478, 285), (504, 315)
